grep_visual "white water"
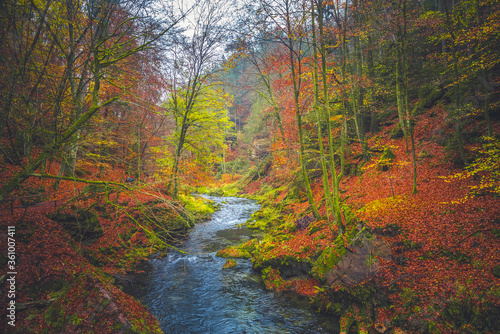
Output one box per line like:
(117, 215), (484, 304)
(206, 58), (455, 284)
(136, 196), (339, 333)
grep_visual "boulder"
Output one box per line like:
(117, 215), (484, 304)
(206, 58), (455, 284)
(48, 208), (103, 242)
(325, 234), (391, 286)
(294, 215), (314, 231)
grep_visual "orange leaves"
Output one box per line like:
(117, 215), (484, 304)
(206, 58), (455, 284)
(322, 101), (500, 325)
(289, 278), (322, 297)
(262, 267), (292, 292)
(130, 231), (148, 246)
(274, 188), (289, 204)
(263, 220), (332, 261)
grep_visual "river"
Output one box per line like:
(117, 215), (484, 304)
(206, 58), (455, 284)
(133, 195), (339, 333)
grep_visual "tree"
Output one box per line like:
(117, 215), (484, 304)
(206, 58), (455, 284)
(165, 0), (231, 198)
(310, 0), (344, 233)
(158, 85), (233, 188)
(0, 0), (182, 201)
(439, 0), (500, 154)
(248, 0), (321, 219)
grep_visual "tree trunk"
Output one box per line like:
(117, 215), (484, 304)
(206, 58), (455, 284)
(352, 8), (369, 160)
(401, 0), (417, 193)
(318, 0), (343, 232)
(311, 0), (334, 223)
(285, 0), (320, 220)
(367, 34), (378, 133)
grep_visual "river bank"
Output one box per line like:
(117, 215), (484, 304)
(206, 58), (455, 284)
(130, 195), (340, 333)
(0, 177), (221, 333)
(210, 125), (500, 333)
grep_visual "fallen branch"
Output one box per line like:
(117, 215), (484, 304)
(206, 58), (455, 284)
(16, 298), (58, 311)
(30, 174), (131, 190)
(112, 274), (137, 289)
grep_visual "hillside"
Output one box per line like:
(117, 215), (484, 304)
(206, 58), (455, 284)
(1, 0), (500, 333)
(218, 104), (500, 333)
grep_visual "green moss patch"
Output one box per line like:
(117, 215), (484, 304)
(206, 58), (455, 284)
(222, 259), (237, 269)
(216, 246), (250, 258)
(246, 206), (282, 231)
(48, 208), (103, 242)
(178, 193), (218, 220)
(311, 234), (347, 281)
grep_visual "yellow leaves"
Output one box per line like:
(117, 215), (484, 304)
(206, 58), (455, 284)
(330, 114), (343, 122)
(85, 136), (118, 148)
(420, 10), (443, 20)
(440, 195), (470, 205)
(358, 196), (404, 217)
(441, 136), (500, 202)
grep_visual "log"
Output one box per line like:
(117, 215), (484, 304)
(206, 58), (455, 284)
(16, 298), (58, 311)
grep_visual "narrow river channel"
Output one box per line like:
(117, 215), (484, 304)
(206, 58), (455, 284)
(134, 196), (339, 333)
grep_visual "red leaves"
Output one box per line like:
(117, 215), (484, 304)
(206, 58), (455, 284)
(0, 159), (178, 332)
(337, 108), (500, 323)
(290, 278), (322, 297)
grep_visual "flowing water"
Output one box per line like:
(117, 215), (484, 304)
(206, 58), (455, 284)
(134, 196), (339, 334)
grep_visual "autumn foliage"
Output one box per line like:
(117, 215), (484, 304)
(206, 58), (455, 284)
(1, 0), (500, 333)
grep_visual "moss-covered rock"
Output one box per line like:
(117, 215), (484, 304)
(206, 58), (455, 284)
(261, 266), (292, 291)
(246, 206), (282, 230)
(178, 193), (218, 221)
(222, 259), (237, 269)
(416, 84), (443, 110)
(493, 265), (500, 278)
(389, 124), (404, 139)
(311, 234), (347, 281)
(48, 208), (103, 242)
(42, 274), (162, 333)
(377, 147), (396, 171)
(238, 239), (259, 253)
(216, 246), (250, 258)
(326, 233), (391, 286)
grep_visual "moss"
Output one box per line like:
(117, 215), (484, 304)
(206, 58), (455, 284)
(119, 227), (138, 242)
(432, 286), (500, 333)
(216, 246), (250, 258)
(439, 249), (471, 263)
(192, 182), (242, 197)
(377, 147), (396, 171)
(311, 234), (346, 281)
(117, 247), (151, 269)
(48, 208), (104, 242)
(389, 124), (405, 139)
(44, 302), (66, 328)
(491, 228), (500, 238)
(238, 239), (259, 253)
(261, 266), (291, 291)
(19, 185), (47, 206)
(68, 313), (83, 325)
(219, 183), (240, 196)
(312, 281), (384, 333)
(222, 259), (237, 269)
(340, 312), (355, 333)
(28, 277), (68, 300)
(416, 84), (443, 110)
(493, 265), (500, 278)
(95, 298), (111, 313)
(246, 219), (269, 230)
(308, 224), (322, 235)
(178, 193), (217, 219)
(246, 206), (282, 231)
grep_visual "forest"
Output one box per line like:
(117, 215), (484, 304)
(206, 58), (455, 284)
(0, 0), (499, 333)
